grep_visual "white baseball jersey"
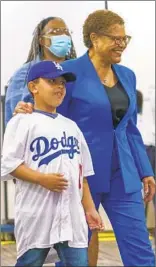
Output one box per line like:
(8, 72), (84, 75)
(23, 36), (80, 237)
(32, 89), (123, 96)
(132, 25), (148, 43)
(1, 112), (94, 260)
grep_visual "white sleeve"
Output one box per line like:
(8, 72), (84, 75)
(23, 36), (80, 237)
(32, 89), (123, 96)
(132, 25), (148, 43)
(1, 114), (29, 181)
(79, 129), (95, 177)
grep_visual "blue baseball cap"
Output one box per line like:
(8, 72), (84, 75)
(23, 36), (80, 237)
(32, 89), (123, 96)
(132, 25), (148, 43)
(27, 60), (76, 84)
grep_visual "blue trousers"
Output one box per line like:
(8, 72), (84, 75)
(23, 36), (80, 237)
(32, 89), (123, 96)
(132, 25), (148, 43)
(15, 241), (88, 267)
(89, 176), (155, 266)
(57, 144), (155, 267)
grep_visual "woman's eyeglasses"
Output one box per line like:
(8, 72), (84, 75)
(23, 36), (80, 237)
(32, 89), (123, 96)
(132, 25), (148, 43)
(43, 28), (72, 36)
(100, 33), (132, 45)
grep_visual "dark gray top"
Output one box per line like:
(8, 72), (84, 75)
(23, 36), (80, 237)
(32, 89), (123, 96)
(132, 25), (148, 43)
(104, 81), (129, 129)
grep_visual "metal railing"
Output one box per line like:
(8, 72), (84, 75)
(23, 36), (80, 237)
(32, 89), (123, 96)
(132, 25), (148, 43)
(1, 94), (9, 222)
(105, 0), (108, 9)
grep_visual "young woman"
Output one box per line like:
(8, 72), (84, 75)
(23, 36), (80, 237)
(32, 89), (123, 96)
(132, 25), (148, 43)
(5, 16), (76, 125)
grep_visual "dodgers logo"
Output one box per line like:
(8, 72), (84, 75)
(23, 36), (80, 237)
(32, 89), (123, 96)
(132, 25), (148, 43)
(53, 61), (63, 71)
(30, 131), (80, 167)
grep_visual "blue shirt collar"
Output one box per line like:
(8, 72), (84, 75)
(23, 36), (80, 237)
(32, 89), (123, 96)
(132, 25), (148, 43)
(34, 109), (58, 119)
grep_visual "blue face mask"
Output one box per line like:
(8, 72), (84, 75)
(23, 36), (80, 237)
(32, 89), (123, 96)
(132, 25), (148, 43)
(43, 34), (72, 58)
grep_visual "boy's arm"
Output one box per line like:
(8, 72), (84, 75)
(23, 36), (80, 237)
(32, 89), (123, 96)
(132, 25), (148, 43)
(76, 126), (104, 230)
(82, 178), (96, 211)
(11, 164), (68, 192)
(1, 114), (29, 181)
(82, 178), (104, 231)
(11, 164), (43, 184)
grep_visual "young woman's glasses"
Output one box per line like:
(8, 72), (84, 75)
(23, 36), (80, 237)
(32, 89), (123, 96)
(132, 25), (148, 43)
(43, 28), (72, 36)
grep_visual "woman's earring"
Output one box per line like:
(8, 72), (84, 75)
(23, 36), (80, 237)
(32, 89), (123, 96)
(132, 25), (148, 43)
(94, 43), (98, 50)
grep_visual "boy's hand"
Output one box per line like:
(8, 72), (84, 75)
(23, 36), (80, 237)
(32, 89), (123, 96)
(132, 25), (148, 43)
(39, 173), (68, 192)
(85, 209), (104, 231)
(13, 101), (33, 115)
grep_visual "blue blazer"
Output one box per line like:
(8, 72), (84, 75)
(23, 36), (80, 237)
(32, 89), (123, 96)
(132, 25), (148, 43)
(60, 52), (154, 193)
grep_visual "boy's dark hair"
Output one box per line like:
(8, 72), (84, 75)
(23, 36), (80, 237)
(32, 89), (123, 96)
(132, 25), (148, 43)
(136, 90), (143, 114)
(25, 17), (77, 63)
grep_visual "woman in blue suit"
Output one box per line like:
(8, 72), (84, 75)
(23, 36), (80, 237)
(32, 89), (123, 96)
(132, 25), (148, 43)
(13, 10), (155, 267)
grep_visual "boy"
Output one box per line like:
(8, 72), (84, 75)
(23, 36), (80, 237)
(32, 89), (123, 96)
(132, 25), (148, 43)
(1, 61), (104, 267)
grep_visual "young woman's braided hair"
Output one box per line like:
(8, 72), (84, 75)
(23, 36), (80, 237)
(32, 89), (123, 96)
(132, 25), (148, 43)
(25, 17), (77, 63)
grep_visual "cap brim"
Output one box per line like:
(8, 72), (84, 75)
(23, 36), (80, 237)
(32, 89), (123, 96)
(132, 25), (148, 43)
(62, 71), (76, 82)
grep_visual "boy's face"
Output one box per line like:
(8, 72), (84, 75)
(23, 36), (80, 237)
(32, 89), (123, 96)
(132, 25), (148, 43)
(29, 76), (66, 108)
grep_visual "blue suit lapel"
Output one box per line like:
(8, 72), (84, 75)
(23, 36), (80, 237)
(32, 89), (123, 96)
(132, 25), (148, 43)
(79, 52), (135, 131)
(80, 52), (114, 129)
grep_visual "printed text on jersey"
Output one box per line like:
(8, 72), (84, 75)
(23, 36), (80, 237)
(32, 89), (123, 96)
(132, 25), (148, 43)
(30, 131), (80, 167)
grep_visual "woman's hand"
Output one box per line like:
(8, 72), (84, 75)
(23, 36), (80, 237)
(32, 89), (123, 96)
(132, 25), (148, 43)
(142, 176), (155, 203)
(13, 101), (33, 115)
